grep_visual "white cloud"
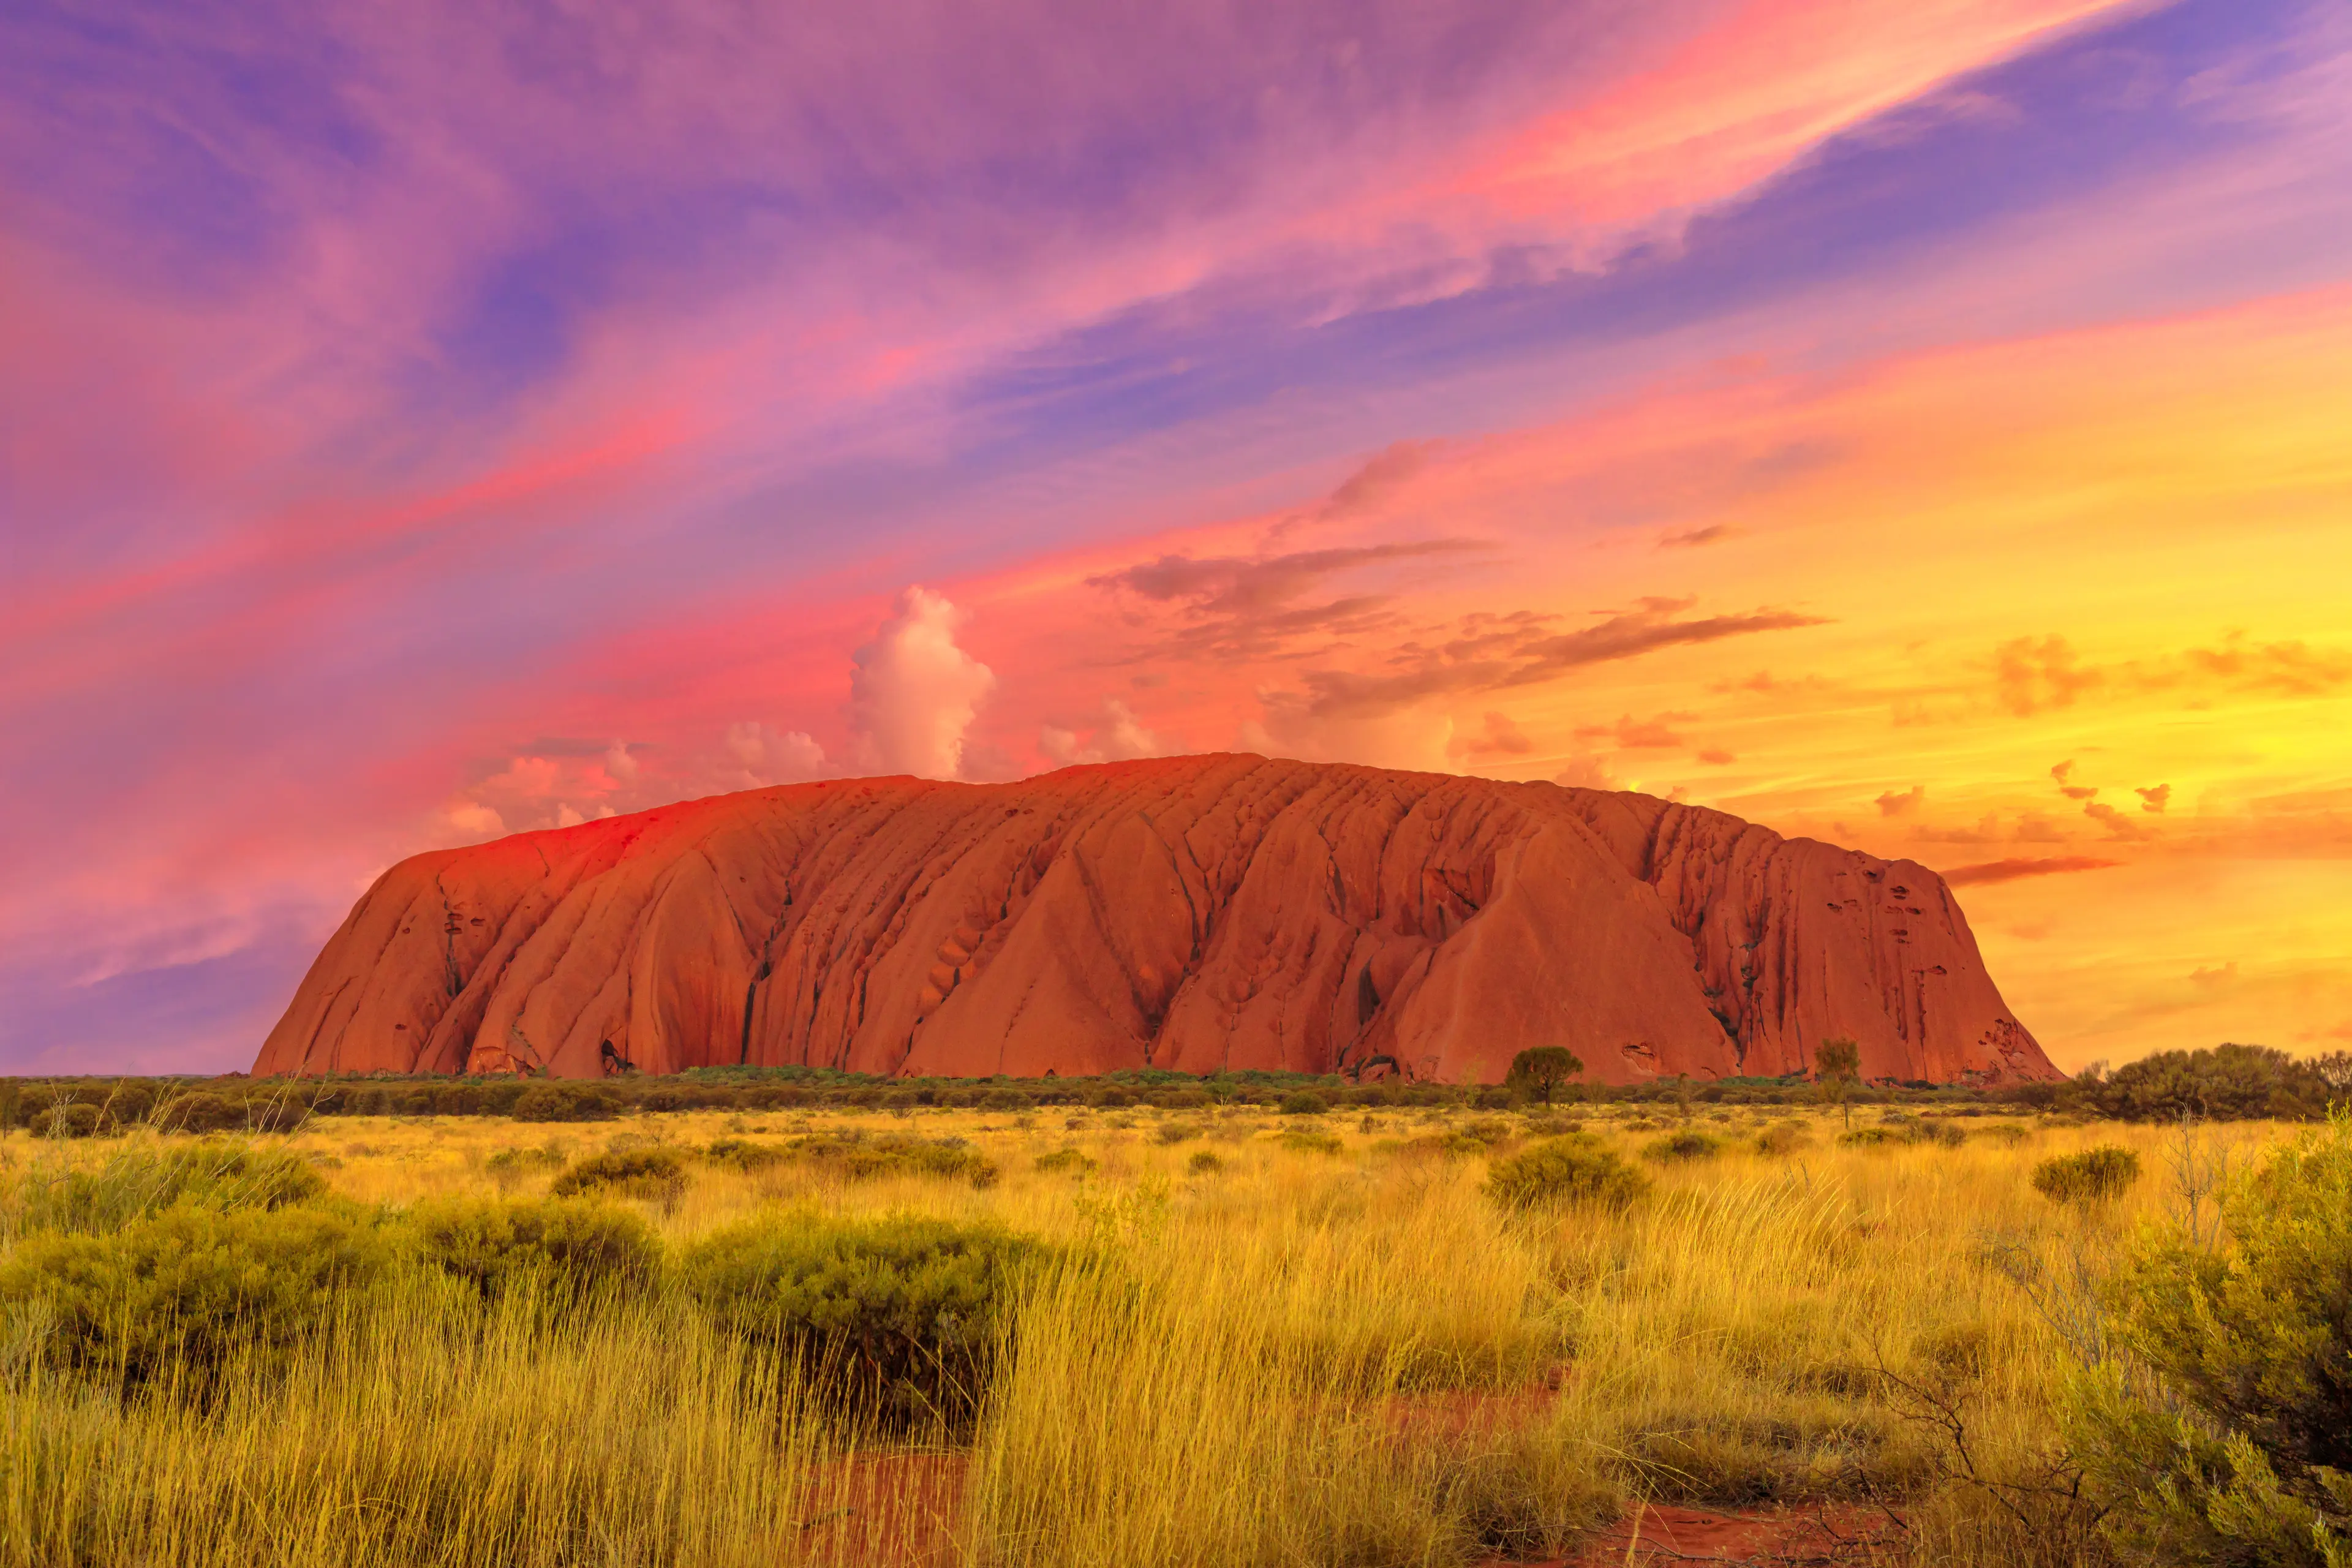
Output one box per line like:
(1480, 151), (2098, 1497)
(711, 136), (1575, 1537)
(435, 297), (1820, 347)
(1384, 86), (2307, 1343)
(724, 721), (830, 785)
(1039, 699), (1163, 766)
(850, 586), (996, 779)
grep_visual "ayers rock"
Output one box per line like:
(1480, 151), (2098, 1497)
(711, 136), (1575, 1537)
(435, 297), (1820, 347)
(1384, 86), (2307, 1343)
(256, 755), (2056, 1085)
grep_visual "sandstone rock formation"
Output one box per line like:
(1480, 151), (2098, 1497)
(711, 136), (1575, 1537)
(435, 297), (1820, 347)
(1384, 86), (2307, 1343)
(255, 755), (2057, 1084)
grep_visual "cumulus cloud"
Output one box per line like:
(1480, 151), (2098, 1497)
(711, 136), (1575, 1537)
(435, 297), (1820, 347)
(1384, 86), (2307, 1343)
(1695, 747), (1736, 765)
(1995, 631), (2352, 717)
(2137, 783), (2172, 813)
(1876, 785), (1925, 816)
(1040, 699), (1163, 766)
(426, 742), (646, 845)
(725, 722), (831, 785)
(1996, 636), (2103, 715)
(850, 586), (996, 780)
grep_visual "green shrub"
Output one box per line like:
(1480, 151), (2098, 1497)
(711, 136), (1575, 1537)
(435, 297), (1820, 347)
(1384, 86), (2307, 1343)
(1642, 1129), (1722, 1163)
(1485, 1135), (1649, 1212)
(1973, 1122), (2032, 1146)
(7, 1142), (326, 1237)
(407, 1197), (659, 1302)
(677, 1213), (1040, 1425)
(2088, 1043), (2332, 1122)
(1457, 1117), (1516, 1147)
(1276, 1127), (1344, 1157)
(1186, 1150), (1225, 1176)
(2068, 1115), (2352, 1565)
(1035, 1148), (1096, 1176)
(1154, 1120), (1202, 1145)
(702, 1137), (786, 1170)
(483, 1143), (567, 1174)
(2031, 1145), (2141, 1206)
(548, 1148), (690, 1202)
(785, 1132), (998, 1188)
(1277, 1091), (1327, 1117)
(0, 1205), (391, 1392)
(510, 1084), (619, 1123)
(1755, 1121), (1812, 1158)
(1838, 1127), (1892, 1148)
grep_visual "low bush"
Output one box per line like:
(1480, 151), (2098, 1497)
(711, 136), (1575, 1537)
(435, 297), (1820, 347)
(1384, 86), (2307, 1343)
(1186, 1150), (1224, 1176)
(1838, 1127), (1892, 1148)
(2030, 1145), (2141, 1206)
(1484, 1134), (1649, 1212)
(1278, 1091), (1328, 1117)
(702, 1137), (786, 1170)
(1754, 1121), (1812, 1158)
(1276, 1127), (1344, 1157)
(407, 1197), (659, 1302)
(1642, 1129), (1722, 1163)
(0, 1204), (391, 1392)
(510, 1084), (620, 1123)
(785, 1131), (999, 1188)
(483, 1143), (567, 1174)
(1153, 1120), (1202, 1145)
(677, 1213), (1041, 1425)
(1035, 1148), (1096, 1176)
(7, 1142), (326, 1237)
(548, 1148), (690, 1202)
(2068, 1114), (2352, 1564)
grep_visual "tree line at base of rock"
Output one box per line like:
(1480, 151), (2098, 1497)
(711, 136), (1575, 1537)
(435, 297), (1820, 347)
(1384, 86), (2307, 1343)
(1, 1042), (2341, 1137)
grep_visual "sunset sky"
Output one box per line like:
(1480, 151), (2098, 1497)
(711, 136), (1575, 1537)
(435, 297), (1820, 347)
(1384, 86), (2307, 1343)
(4, 0), (2348, 1075)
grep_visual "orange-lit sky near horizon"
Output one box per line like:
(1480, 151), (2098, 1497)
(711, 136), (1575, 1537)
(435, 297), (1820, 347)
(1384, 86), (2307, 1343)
(4, 0), (2348, 1072)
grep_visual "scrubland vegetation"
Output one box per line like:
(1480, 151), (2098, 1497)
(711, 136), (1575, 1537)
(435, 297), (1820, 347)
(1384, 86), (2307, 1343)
(1, 1057), (2345, 1567)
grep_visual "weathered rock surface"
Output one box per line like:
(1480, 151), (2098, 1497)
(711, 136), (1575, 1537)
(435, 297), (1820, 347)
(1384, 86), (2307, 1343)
(255, 755), (2057, 1084)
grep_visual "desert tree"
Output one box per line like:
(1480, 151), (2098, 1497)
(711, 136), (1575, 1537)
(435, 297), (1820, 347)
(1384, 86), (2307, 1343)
(1813, 1036), (1862, 1129)
(1505, 1047), (1584, 1106)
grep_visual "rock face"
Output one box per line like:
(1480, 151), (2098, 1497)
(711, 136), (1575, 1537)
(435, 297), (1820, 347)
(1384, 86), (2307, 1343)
(255, 755), (2057, 1085)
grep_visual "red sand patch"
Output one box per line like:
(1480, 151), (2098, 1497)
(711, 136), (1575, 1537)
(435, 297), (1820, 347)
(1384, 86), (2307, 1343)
(1525, 1501), (1901, 1566)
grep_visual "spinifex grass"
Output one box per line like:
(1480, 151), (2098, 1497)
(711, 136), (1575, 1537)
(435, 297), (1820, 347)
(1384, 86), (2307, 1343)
(0, 1103), (2291, 1568)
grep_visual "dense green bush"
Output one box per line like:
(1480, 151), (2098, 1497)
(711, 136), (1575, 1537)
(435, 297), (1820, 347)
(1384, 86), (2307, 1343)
(408, 1197), (659, 1302)
(1642, 1129), (1722, 1163)
(1484, 1134), (1649, 1212)
(7, 1142), (327, 1237)
(1838, 1126), (1892, 1148)
(677, 1213), (1041, 1424)
(1277, 1090), (1327, 1116)
(0, 1205), (391, 1392)
(2031, 1145), (2141, 1206)
(1754, 1121), (1812, 1157)
(1153, 1120), (1202, 1145)
(1186, 1150), (1225, 1176)
(548, 1148), (690, 1202)
(2086, 1044), (2334, 1122)
(510, 1083), (620, 1123)
(1035, 1148), (1096, 1176)
(2068, 1115), (2352, 1566)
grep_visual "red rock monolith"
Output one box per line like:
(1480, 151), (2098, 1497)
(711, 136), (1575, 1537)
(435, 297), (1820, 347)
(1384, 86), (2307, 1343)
(254, 755), (2057, 1084)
